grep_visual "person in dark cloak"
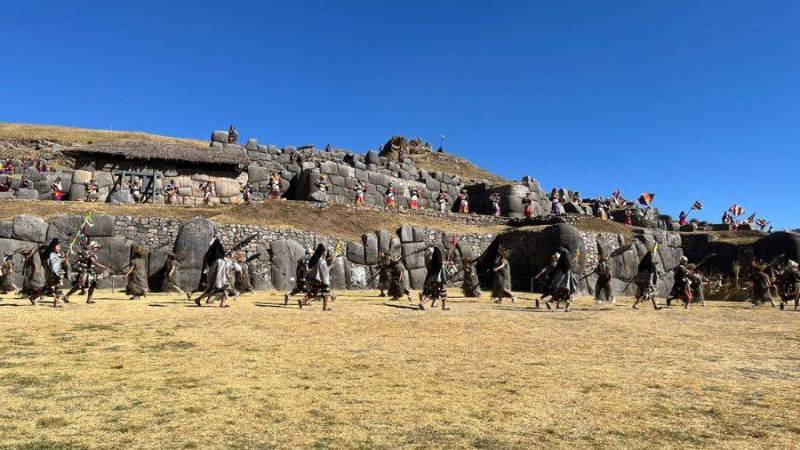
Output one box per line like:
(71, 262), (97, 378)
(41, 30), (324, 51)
(285, 248), (311, 305)
(20, 247), (45, 305)
(233, 252), (255, 295)
(545, 248), (579, 311)
(124, 246), (149, 299)
(386, 252), (412, 302)
(533, 253), (560, 309)
(195, 239), (226, 295)
(300, 244), (333, 311)
(750, 259), (777, 308)
(593, 254), (615, 304)
(0, 253), (18, 295)
(460, 255), (482, 298)
(161, 252), (185, 295)
(688, 264), (707, 307)
(777, 260), (800, 310)
(418, 247), (449, 310)
(491, 249), (515, 304)
(372, 252), (392, 297)
(632, 247), (661, 310)
(667, 256), (693, 308)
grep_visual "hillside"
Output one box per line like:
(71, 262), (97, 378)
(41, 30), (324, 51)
(408, 151), (509, 186)
(0, 122), (207, 148)
(0, 122), (509, 187)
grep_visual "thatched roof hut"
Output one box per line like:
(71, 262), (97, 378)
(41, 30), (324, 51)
(63, 139), (248, 168)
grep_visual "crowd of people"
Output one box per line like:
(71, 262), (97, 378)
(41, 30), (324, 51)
(5, 228), (795, 313)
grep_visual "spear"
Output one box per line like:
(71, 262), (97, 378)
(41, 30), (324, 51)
(68, 212), (94, 255)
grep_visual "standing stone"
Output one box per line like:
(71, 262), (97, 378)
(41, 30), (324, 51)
(362, 234), (379, 265)
(377, 229), (393, 253)
(347, 242), (366, 265)
(269, 238), (306, 291)
(173, 217), (216, 289)
(400, 225), (415, 243)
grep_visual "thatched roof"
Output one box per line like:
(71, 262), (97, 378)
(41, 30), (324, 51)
(62, 140), (248, 167)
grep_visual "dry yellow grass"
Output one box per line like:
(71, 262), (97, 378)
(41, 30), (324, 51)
(0, 122), (207, 148)
(0, 290), (798, 449)
(407, 152), (508, 186)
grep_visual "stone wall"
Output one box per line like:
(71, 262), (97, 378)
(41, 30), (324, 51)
(0, 213), (495, 293)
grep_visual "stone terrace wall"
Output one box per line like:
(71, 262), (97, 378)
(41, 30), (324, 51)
(0, 213), (495, 293)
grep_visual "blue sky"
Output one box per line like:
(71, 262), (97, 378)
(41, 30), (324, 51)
(2, 1), (798, 228)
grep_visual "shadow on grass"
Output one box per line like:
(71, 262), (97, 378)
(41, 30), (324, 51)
(253, 302), (295, 309)
(383, 303), (422, 310)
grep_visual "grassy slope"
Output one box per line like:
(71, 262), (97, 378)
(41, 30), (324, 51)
(409, 151), (509, 185)
(0, 291), (798, 449)
(0, 200), (508, 241)
(0, 122), (207, 148)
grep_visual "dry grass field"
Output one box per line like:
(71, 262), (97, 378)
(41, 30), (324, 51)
(0, 291), (798, 450)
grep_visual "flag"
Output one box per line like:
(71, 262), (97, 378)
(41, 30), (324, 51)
(638, 193), (655, 206)
(746, 213), (756, 224)
(679, 211), (687, 220)
(756, 218), (769, 228)
(729, 204), (744, 216)
(692, 201), (703, 210)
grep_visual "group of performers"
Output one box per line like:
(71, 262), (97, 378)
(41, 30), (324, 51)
(2, 231), (797, 313)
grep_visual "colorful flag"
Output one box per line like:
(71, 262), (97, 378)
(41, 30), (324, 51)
(638, 193), (655, 206)
(729, 204), (744, 216)
(746, 213), (756, 224)
(756, 218), (769, 228)
(692, 201), (703, 210)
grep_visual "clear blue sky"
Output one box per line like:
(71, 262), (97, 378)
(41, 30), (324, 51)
(2, 1), (798, 228)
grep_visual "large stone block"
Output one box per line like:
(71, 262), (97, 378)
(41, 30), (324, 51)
(400, 225), (415, 243)
(320, 161), (339, 175)
(173, 217), (216, 279)
(248, 165), (270, 183)
(93, 237), (132, 274)
(85, 214), (115, 237)
(269, 238), (306, 291)
(93, 171), (114, 188)
(67, 183), (87, 201)
(16, 188), (39, 200)
(71, 169), (92, 185)
(412, 227), (430, 243)
(377, 229), (394, 254)
(12, 215), (48, 243)
(330, 256), (347, 290)
(402, 242), (427, 270)
(347, 241), (366, 265)
(365, 150), (380, 165)
(108, 190), (134, 204)
(337, 164), (355, 179)
(214, 179), (241, 198)
(211, 130), (229, 143)
(362, 233), (379, 265)
(347, 264), (369, 290)
(368, 172), (388, 187)
(46, 214), (83, 242)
